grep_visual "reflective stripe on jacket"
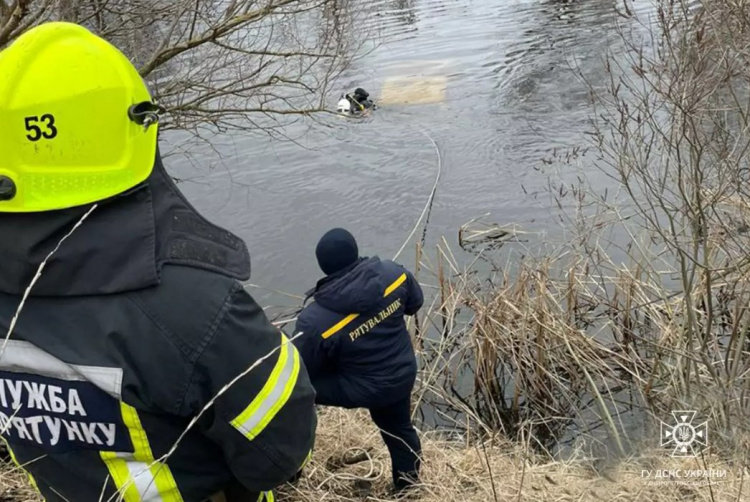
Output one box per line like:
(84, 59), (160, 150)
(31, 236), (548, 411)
(294, 257), (423, 408)
(0, 155), (316, 502)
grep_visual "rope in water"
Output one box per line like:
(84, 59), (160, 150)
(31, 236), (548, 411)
(392, 129), (442, 262)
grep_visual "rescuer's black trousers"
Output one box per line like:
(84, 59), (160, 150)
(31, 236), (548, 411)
(312, 374), (422, 491)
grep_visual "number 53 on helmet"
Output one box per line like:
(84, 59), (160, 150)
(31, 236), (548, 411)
(0, 22), (163, 212)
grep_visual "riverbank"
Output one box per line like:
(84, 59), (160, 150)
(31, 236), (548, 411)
(3, 0), (750, 500)
(281, 408), (748, 501)
(2, 407), (746, 501)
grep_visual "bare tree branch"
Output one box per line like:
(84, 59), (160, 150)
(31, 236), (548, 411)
(137, 0), (301, 78)
(0, 0), (31, 45)
(0, 0), (361, 142)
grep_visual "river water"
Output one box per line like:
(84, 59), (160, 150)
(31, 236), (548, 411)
(165, 0), (655, 308)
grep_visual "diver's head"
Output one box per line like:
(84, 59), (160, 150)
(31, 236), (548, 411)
(337, 96), (351, 114)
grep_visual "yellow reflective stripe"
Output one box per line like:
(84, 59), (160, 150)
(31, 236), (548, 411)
(101, 403), (183, 502)
(231, 334), (301, 440)
(150, 463), (183, 502)
(121, 403), (153, 461)
(300, 449), (313, 470)
(256, 491), (274, 502)
(122, 403), (183, 501)
(321, 313), (359, 339)
(319, 273), (407, 339)
(2, 438), (40, 493)
(384, 273), (407, 297)
(101, 452), (142, 502)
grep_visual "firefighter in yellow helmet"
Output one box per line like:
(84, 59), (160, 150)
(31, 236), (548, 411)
(0, 22), (316, 502)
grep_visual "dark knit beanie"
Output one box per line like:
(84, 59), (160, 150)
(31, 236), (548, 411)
(315, 228), (359, 276)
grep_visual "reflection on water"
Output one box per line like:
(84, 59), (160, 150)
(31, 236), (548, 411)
(165, 0), (655, 305)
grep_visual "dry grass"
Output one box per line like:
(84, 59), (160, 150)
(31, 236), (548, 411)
(279, 408), (749, 501)
(1, 408), (748, 502)
(4, 1), (750, 501)
(0, 453), (41, 502)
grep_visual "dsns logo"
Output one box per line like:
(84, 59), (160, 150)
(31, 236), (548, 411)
(660, 411), (708, 457)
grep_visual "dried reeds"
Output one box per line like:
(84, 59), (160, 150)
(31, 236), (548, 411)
(2, 407), (748, 502)
(6, 1), (750, 501)
(277, 408), (747, 502)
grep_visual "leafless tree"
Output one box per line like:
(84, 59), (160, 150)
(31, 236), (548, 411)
(0, 0), (359, 138)
(568, 0), (750, 440)
(426, 0), (750, 450)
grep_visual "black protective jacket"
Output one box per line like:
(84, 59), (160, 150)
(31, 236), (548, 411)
(0, 155), (316, 502)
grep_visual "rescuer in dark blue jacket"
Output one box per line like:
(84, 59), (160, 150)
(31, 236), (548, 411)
(294, 228), (424, 493)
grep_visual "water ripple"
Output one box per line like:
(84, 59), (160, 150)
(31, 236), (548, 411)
(169, 0), (659, 295)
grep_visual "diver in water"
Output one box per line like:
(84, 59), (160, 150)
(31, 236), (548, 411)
(337, 87), (376, 115)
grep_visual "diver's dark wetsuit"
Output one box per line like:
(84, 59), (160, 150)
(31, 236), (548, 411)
(347, 88), (375, 112)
